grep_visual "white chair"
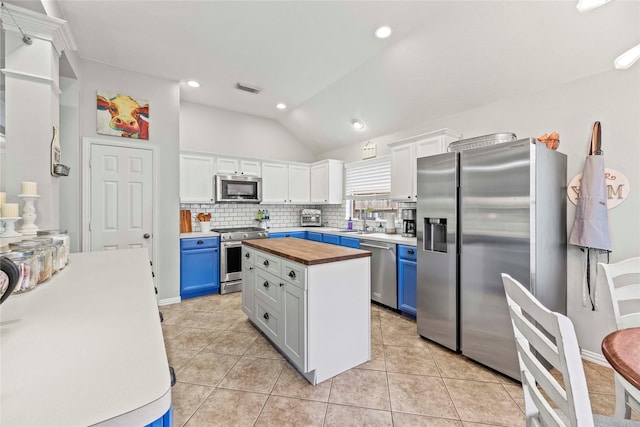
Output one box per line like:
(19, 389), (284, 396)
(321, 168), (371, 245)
(501, 273), (639, 427)
(599, 258), (640, 419)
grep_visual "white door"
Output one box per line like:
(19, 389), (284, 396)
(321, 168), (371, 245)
(90, 144), (153, 263)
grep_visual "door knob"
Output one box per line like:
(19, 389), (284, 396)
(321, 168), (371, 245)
(143, 233), (150, 239)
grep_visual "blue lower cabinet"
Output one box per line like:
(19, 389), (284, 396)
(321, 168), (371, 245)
(322, 234), (340, 245)
(180, 237), (220, 299)
(145, 405), (173, 427)
(397, 245), (417, 317)
(340, 236), (360, 249)
(306, 231), (323, 242)
(270, 231), (306, 239)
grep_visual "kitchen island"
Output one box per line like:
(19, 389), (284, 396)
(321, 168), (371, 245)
(242, 237), (371, 385)
(0, 249), (171, 426)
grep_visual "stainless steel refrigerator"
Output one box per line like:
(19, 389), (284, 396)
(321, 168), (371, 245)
(416, 138), (567, 380)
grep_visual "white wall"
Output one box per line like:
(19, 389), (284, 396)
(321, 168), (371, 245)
(69, 59), (181, 301)
(319, 69), (640, 358)
(180, 101), (316, 162)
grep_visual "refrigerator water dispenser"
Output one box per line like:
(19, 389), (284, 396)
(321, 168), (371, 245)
(424, 218), (447, 253)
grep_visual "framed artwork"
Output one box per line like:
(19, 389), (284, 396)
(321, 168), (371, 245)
(96, 91), (149, 140)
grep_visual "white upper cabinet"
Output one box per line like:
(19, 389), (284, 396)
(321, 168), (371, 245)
(310, 159), (343, 204)
(288, 165), (311, 204)
(262, 162), (310, 204)
(389, 129), (462, 201)
(180, 153), (215, 203)
(216, 157), (261, 176)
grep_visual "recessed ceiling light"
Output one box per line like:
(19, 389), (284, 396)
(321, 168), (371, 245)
(352, 119), (365, 130)
(187, 80), (200, 88)
(276, 103), (287, 110)
(576, 0), (612, 12)
(614, 43), (640, 69)
(374, 26), (392, 39)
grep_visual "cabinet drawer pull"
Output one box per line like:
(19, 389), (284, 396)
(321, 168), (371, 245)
(263, 260), (269, 267)
(407, 249), (415, 254)
(249, 266), (254, 270)
(263, 312), (270, 320)
(263, 281), (270, 288)
(288, 270), (296, 279)
(196, 240), (204, 245)
(245, 252), (250, 258)
(280, 283), (284, 287)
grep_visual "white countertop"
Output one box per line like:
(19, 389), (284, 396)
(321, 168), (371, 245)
(180, 231), (220, 238)
(269, 227), (418, 246)
(0, 249), (171, 427)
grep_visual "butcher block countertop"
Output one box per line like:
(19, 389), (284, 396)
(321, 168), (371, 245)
(243, 237), (371, 265)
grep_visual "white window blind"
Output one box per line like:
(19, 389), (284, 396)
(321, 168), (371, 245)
(344, 156), (391, 199)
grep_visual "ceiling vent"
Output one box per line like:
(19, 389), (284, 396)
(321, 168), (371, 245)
(235, 83), (261, 94)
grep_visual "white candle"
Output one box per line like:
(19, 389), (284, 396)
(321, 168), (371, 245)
(0, 192), (5, 204)
(2, 203), (19, 217)
(21, 181), (38, 195)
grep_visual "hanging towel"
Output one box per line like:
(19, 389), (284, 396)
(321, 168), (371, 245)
(569, 122), (612, 310)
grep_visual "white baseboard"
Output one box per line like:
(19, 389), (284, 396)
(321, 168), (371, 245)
(581, 348), (610, 368)
(159, 297), (181, 306)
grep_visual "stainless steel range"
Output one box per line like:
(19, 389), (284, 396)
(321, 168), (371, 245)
(212, 227), (269, 294)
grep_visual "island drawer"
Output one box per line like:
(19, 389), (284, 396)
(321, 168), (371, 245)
(254, 269), (283, 310)
(242, 246), (256, 264)
(254, 296), (282, 344)
(255, 251), (281, 275)
(283, 261), (307, 290)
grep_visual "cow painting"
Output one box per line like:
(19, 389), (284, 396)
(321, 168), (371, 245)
(97, 91), (149, 140)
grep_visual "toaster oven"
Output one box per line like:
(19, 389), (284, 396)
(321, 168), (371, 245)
(301, 209), (322, 227)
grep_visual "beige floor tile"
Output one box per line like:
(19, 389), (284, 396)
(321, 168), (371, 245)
(392, 412), (464, 426)
(502, 382), (526, 414)
(204, 330), (258, 355)
(176, 352), (240, 386)
(169, 328), (220, 351)
(433, 351), (499, 383)
(325, 404), (392, 426)
(166, 347), (199, 371)
(385, 345), (438, 376)
(590, 392), (616, 416)
(190, 296), (226, 312)
(227, 316), (260, 335)
(161, 324), (187, 340)
(329, 368), (391, 410)
(388, 372), (458, 419)
(358, 344), (386, 371)
(583, 360), (615, 395)
(254, 395), (327, 427)
(271, 363), (332, 402)
(371, 323), (383, 345)
(381, 329), (431, 348)
(170, 382), (214, 427)
(218, 355), (286, 393)
(461, 423), (506, 427)
(444, 378), (524, 426)
(184, 388), (268, 427)
(244, 333), (285, 359)
(218, 296), (243, 313)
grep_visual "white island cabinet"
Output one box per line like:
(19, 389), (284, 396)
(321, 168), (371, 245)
(242, 238), (371, 385)
(0, 249), (171, 427)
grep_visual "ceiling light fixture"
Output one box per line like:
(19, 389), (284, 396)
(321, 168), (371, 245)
(351, 119), (365, 130)
(614, 43), (640, 69)
(374, 26), (392, 39)
(187, 80), (200, 88)
(576, 0), (613, 12)
(276, 103), (287, 110)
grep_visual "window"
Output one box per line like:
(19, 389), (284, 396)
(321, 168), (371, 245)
(344, 156), (398, 224)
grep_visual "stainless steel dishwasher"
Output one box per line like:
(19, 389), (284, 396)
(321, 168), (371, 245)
(359, 239), (397, 309)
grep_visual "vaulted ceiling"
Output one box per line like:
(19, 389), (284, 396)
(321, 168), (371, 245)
(12, 1), (640, 154)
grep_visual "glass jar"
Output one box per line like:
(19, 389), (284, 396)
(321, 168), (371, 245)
(37, 230), (70, 268)
(52, 240), (65, 271)
(3, 250), (39, 293)
(31, 238), (58, 275)
(9, 241), (51, 283)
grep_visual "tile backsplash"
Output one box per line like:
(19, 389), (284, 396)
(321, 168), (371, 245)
(181, 202), (347, 232)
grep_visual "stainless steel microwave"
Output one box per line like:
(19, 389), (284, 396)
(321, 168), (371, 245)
(214, 175), (262, 203)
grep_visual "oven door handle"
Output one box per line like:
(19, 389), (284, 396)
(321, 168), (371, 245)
(221, 241), (243, 249)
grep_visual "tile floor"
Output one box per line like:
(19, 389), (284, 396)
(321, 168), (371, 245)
(161, 292), (635, 426)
